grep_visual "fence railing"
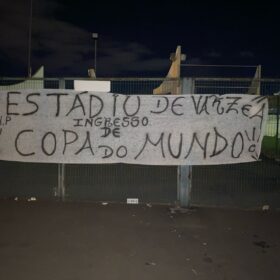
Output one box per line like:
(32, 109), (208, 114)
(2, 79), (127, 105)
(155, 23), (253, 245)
(0, 76), (279, 207)
(0, 76), (279, 159)
(0, 77), (168, 94)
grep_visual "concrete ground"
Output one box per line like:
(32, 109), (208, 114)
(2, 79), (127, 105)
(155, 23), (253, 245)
(0, 201), (279, 280)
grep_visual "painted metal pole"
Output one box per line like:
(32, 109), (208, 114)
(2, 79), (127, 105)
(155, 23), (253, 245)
(276, 94), (280, 158)
(58, 78), (66, 201)
(177, 78), (194, 207)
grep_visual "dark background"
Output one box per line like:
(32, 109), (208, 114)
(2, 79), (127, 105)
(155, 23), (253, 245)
(0, 0), (279, 77)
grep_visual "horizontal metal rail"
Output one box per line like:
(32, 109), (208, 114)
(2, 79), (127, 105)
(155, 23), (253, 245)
(0, 77), (279, 82)
(181, 64), (257, 68)
(194, 77), (280, 82)
(0, 77), (173, 81)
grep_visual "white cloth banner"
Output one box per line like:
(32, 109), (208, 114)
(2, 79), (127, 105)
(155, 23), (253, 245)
(0, 90), (268, 165)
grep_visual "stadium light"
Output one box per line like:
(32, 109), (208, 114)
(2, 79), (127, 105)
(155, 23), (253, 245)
(92, 33), (98, 75)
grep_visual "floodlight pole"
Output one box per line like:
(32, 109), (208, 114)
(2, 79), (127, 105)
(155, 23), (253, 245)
(27, 0), (33, 77)
(92, 33), (98, 75)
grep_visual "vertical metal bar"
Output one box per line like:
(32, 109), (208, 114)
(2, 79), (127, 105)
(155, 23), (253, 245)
(177, 78), (194, 207)
(276, 94), (280, 158)
(58, 78), (66, 201)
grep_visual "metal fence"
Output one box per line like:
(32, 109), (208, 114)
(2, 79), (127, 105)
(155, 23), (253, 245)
(191, 77), (280, 208)
(193, 78), (280, 159)
(0, 77), (165, 93)
(0, 77), (178, 204)
(0, 76), (279, 208)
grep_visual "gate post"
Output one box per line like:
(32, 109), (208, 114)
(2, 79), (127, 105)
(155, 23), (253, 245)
(58, 78), (66, 201)
(177, 78), (194, 208)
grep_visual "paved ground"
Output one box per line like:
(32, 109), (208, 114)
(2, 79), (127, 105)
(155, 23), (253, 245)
(0, 201), (279, 280)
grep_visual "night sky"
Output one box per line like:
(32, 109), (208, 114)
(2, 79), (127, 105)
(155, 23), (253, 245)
(0, 0), (279, 78)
